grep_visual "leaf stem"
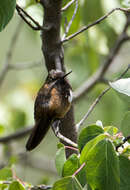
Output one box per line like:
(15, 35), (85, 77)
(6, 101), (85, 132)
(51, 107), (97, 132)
(72, 162), (86, 177)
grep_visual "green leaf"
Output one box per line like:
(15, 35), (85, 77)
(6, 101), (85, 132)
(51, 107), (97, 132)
(62, 154), (79, 177)
(55, 147), (66, 176)
(62, 154), (86, 187)
(80, 134), (106, 163)
(119, 155), (130, 190)
(0, 167), (12, 181)
(57, 143), (64, 149)
(109, 78), (130, 103)
(80, 134), (106, 164)
(53, 176), (83, 190)
(0, 184), (8, 190)
(87, 184), (92, 190)
(0, 0), (16, 31)
(9, 181), (25, 190)
(80, 138), (120, 190)
(78, 125), (104, 151)
(121, 111), (130, 137)
(104, 126), (118, 135)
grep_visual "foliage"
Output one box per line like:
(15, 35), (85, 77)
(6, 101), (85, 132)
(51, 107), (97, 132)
(0, 0), (130, 189)
(0, 124), (129, 189)
(0, 0), (16, 31)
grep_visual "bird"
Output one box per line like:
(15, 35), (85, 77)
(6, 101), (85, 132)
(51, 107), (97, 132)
(26, 69), (73, 151)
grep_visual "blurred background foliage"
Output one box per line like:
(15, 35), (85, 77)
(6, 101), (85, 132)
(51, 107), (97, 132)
(0, 0), (130, 186)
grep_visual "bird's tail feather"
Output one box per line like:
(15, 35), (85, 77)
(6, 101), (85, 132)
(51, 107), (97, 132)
(26, 117), (51, 151)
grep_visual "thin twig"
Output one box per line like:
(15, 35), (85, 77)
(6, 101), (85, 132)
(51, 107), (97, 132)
(116, 135), (130, 151)
(65, 145), (79, 152)
(76, 87), (110, 130)
(61, 0), (76, 12)
(0, 61), (41, 87)
(0, 127), (33, 143)
(62, 0), (78, 41)
(2, 181), (12, 185)
(51, 120), (78, 148)
(9, 61), (42, 70)
(57, 132), (78, 148)
(0, 63), (10, 86)
(76, 65), (130, 130)
(31, 185), (52, 190)
(16, 4), (43, 31)
(0, 21), (23, 86)
(62, 7), (130, 43)
(72, 162), (86, 177)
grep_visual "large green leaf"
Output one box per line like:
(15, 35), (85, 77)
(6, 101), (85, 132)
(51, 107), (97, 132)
(0, 184), (8, 190)
(80, 136), (120, 190)
(62, 154), (79, 177)
(80, 134), (106, 164)
(0, 0), (16, 31)
(109, 78), (130, 103)
(119, 155), (130, 190)
(62, 154), (86, 187)
(55, 147), (66, 176)
(53, 176), (83, 190)
(78, 125), (104, 152)
(9, 181), (25, 190)
(121, 111), (130, 136)
(0, 167), (12, 181)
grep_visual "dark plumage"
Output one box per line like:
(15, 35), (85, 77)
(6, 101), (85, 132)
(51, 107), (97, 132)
(26, 70), (72, 151)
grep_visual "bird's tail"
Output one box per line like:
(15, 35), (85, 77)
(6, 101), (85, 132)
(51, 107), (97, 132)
(26, 117), (51, 151)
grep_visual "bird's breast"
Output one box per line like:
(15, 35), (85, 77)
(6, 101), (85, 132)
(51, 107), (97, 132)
(49, 87), (72, 118)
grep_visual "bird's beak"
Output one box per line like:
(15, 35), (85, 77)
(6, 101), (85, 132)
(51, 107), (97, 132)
(62, 71), (72, 79)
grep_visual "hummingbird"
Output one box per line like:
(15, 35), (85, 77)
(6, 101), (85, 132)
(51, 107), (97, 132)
(26, 69), (73, 151)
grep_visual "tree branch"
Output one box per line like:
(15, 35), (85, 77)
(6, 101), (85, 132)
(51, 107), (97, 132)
(0, 21), (23, 86)
(56, 132), (78, 148)
(0, 127), (33, 143)
(62, 7), (130, 43)
(9, 61), (42, 70)
(0, 61), (41, 87)
(62, 0), (78, 41)
(31, 185), (52, 190)
(61, 0), (76, 12)
(16, 4), (43, 31)
(40, 0), (77, 157)
(73, 14), (130, 102)
(76, 87), (110, 130)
